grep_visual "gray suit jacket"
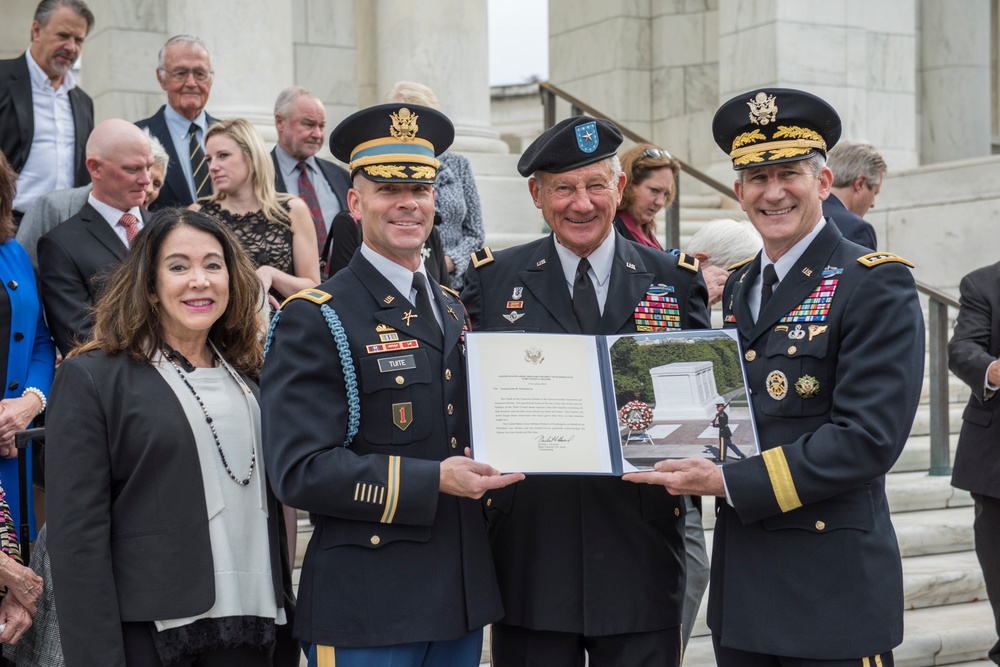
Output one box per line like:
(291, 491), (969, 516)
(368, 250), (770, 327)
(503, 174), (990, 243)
(15, 185), (92, 271)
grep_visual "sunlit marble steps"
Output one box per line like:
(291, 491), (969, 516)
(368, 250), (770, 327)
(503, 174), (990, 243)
(682, 601), (997, 667)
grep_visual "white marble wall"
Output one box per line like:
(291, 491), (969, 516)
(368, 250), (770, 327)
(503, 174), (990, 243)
(650, 0), (720, 168)
(918, 0), (992, 164)
(291, 0), (358, 131)
(548, 0), (654, 136)
(717, 0), (919, 172)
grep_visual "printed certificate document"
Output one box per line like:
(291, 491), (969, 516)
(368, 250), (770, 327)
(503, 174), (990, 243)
(466, 330), (759, 474)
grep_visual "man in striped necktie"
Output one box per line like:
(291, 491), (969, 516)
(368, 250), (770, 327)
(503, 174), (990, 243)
(136, 34), (218, 210)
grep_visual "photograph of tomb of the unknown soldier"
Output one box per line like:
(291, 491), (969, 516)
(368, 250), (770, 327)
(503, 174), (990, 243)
(610, 330), (759, 468)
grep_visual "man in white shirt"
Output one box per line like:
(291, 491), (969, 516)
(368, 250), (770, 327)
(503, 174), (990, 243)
(38, 119), (152, 355)
(136, 35), (217, 210)
(0, 0), (95, 224)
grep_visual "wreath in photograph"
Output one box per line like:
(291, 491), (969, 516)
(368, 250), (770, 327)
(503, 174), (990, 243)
(619, 400), (653, 431)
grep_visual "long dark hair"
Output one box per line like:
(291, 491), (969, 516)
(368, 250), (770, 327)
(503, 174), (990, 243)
(71, 208), (264, 375)
(0, 152), (17, 243)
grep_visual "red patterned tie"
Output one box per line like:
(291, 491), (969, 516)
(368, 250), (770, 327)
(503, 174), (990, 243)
(119, 213), (140, 245)
(297, 162), (327, 254)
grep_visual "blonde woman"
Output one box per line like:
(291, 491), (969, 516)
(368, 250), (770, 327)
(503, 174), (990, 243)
(192, 118), (320, 306)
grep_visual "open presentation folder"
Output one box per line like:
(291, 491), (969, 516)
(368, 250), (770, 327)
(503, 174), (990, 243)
(466, 329), (760, 474)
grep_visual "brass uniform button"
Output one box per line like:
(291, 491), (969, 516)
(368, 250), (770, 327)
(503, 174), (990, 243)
(486, 498), (493, 507)
(745, 349), (757, 362)
(395, 376), (405, 385)
(788, 346), (797, 355)
(815, 521), (825, 531)
(447, 404), (454, 416)
(451, 437), (458, 449)
(445, 369), (452, 380)
(370, 535), (381, 545)
(674, 507), (681, 517)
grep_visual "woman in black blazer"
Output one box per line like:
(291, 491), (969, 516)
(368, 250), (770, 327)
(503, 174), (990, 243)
(46, 209), (289, 667)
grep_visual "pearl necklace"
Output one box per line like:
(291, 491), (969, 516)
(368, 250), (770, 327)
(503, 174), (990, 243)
(163, 348), (255, 486)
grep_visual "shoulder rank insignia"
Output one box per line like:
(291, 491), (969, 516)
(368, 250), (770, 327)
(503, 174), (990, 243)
(677, 252), (700, 273)
(471, 247), (494, 268)
(280, 288), (332, 309)
(857, 252), (915, 269)
(728, 256), (754, 272)
(440, 285), (461, 299)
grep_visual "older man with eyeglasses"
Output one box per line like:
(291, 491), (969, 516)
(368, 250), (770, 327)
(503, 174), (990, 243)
(135, 34), (218, 210)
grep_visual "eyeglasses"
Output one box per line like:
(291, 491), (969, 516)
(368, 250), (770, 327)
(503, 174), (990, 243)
(643, 148), (673, 160)
(161, 67), (214, 83)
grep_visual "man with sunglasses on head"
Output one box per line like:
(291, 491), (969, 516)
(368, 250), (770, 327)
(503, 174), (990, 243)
(135, 34), (218, 210)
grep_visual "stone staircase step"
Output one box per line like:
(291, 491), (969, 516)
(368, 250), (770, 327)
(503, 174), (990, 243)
(679, 194), (727, 209)
(904, 551), (986, 609)
(893, 434), (960, 474)
(893, 507), (975, 557)
(896, 601), (997, 667)
(681, 600), (996, 667)
(910, 404), (967, 438)
(887, 472), (973, 513)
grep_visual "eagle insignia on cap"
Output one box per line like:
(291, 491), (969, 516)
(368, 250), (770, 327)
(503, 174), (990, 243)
(575, 121), (599, 153)
(748, 92), (778, 125)
(390, 108), (419, 142)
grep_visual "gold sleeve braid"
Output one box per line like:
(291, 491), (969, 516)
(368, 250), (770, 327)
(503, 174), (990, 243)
(762, 447), (803, 513)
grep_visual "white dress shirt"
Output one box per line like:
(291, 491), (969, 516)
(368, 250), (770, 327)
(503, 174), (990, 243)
(88, 193), (143, 247)
(13, 51), (78, 213)
(553, 230), (616, 314)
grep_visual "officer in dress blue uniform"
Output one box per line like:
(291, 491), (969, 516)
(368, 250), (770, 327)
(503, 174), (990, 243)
(625, 89), (925, 666)
(461, 116), (711, 666)
(261, 103), (523, 667)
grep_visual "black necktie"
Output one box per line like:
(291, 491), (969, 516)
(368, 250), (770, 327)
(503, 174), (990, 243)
(411, 272), (440, 335)
(573, 257), (601, 334)
(759, 264), (779, 313)
(189, 123), (212, 199)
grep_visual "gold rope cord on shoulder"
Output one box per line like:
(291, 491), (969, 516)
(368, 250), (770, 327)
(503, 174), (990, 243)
(762, 447), (803, 513)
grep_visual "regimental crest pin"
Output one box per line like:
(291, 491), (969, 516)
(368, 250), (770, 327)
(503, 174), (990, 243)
(512, 287), (523, 299)
(575, 121), (599, 153)
(383, 295), (395, 304)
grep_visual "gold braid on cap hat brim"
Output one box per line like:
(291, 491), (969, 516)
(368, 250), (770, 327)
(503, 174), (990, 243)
(729, 139), (826, 165)
(729, 125), (826, 166)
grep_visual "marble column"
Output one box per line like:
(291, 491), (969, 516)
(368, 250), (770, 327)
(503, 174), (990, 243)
(919, 0), (991, 163)
(163, 0), (294, 142)
(374, 0), (506, 153)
